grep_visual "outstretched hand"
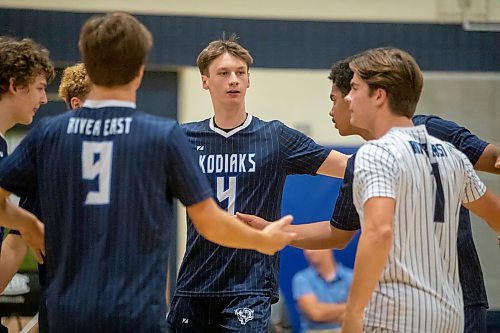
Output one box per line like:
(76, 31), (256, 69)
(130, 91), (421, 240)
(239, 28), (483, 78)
(256, 215), (296, 255)
(495, 156), (500, 169)
(236, 212), (271, 230)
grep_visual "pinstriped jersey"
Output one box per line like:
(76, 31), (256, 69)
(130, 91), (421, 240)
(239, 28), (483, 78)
(412, 114), (489, 307)
(176, 115), (330, 301)
(331, 115), (490, 308)
(353, 125), (486, 333)
(0, 136), (6, 257)
(0, 101), (213, 333)
(0, 136), (7, 333)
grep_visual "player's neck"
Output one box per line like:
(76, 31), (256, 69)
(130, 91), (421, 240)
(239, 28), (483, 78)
(0, 100), (18, 135)
(87, 84), (137, 103)
(212, 104), (247, 129)
(371, 113), (413, 139)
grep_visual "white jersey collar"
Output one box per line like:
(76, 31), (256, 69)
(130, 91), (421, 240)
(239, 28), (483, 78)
(83, 99), (136, 109)
(209, 114), (253, 138)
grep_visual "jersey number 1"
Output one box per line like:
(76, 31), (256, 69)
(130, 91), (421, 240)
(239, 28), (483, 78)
(82, 141), (113, 205)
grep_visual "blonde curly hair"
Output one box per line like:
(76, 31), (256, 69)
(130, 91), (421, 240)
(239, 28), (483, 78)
(58, 63), (92, 106)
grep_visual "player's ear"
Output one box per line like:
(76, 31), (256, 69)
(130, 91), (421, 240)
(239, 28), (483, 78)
(247, 71), (250, 89)
(201, 75), (209, 90)
(374, 87), (387, 107)
(8, 77), (18, 94)
(70, 97), (82, 110)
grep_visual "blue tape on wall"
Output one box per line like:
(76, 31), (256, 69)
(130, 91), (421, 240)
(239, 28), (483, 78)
(1, 8), (499, 71)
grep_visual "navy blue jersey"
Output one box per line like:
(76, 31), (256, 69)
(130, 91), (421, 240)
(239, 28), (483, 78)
(0, 135), (7, 249)
(176, 115), (330, 302)
(0, 102), (213, 333)
(0, 135), (7, 333)
(331, 114), (489, 307)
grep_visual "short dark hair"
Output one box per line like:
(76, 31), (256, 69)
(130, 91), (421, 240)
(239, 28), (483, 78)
(79, 12), (153, 86)
(197, 34), (253, 76)
(328, 56), (355, 96)
(0, 36), (55, 98)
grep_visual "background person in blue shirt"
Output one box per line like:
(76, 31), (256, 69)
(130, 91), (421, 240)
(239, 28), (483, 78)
(292, 249), (352, 333)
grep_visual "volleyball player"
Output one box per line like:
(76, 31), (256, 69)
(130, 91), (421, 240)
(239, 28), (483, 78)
(240, 56), (500, 332)
(343, 47), (500, 332)
(0, 13), (295, 333)
(1, 62), (92, 332)
(327, 57), (499, 333)
(58, 62), (92, 109)
(0, 35), (53, 332)
(239, 49), (500, 332)
(167, 36), (349, 332)
(0, 35), (53, 281)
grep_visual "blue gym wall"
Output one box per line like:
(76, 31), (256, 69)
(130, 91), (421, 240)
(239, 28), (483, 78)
(1, 8), (499, 71)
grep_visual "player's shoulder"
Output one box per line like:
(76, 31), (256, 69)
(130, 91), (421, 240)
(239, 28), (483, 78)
(135, 112), (176, 125)
(429, 134), (470, 161)
(428, 134), (458, 152)
(131, 112), (180, 134)
(238, 114), (283, 129)
(180, 118), (211, 133)
(265, 118), (296, 132)
(35, 111), (75, 134)
(356, 134), (402, 166)
(359, 136), (394, 154)
(412, 114), (436, 126)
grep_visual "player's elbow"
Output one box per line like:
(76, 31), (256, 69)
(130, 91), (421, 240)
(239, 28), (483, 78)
(364, 221), (393, 245)
(334, 232), (356, 250)
(324, 228), (356, 250)
(375, 227), (393, 246)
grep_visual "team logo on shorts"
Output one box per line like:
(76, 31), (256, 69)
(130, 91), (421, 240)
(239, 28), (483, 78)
(235, 307), (254, 325)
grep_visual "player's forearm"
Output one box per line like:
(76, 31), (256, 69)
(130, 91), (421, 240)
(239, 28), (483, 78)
(0, 235), (29, 293)
(464, 190), (500, 232)
(345, 222), (392, 314)
(204, 209), (265, 250)
(188, 199), (270, 251)
(474, 143), (500, 174)
(290, 222), (355, 250)
(0, 196), (39, 234)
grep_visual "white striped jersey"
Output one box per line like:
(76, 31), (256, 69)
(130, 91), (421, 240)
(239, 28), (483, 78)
(353, 125), (486, 333)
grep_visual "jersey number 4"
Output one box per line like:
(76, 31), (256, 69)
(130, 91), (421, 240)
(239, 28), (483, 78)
(82, 141), (113, 205)
(217, 176), (236, 215)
